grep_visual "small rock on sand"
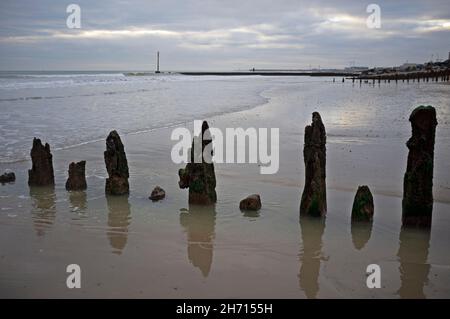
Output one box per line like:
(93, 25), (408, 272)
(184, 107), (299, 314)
(239, 194), (262, 211)
(149, 186), (166, 201)
(0, 171), (15, 184)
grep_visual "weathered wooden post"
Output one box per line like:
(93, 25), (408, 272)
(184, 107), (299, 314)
(28, 138), (55, 186)
(104, 131), (130, 195)
(178, 121), (217, 205)
(300, 112), (327, 217)
(402, 106), (437, 228)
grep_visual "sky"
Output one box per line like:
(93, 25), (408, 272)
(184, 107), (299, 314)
(0, 0), (449, 71)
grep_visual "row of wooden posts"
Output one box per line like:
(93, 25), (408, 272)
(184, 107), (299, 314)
(2, 105), (437, 229)
(352, 69), (450, 84)
(298, 105), (437, 229)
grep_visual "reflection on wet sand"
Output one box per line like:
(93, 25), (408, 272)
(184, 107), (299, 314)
(106, 195), (131, 255)
(180, 205), (216, 277)
(351, 221), (373, 250)
(397, 227), (431, 298)
(242, 210), (260, 218)
(69, 191), (87, 218)
(30, 186), (56, 237)
(298, 215), (326, 299)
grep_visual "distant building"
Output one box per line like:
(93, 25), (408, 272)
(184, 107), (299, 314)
(398, 63), (419, 71)
(344, 66), (369, 72)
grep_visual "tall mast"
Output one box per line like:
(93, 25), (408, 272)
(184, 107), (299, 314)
(156, 51), (160, 73)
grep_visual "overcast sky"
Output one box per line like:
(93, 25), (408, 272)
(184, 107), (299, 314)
(0, 0), (449, 71)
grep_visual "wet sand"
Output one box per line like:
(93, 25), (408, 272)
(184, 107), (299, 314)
(1, 79), (450, 298)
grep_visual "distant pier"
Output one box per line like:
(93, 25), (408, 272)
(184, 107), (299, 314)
(178, 71), (358, 76)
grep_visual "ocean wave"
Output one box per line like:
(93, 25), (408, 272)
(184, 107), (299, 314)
(0, 72), (129, 90)
(0, 72), (126, 79)
(0, 87), (169, 102)
(0, 72), (270, 90)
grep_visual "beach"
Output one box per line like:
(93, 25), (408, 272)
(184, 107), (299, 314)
(1, 73), (449, 298)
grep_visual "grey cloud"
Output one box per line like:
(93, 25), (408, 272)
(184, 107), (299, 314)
(0, 0), (449, 70)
